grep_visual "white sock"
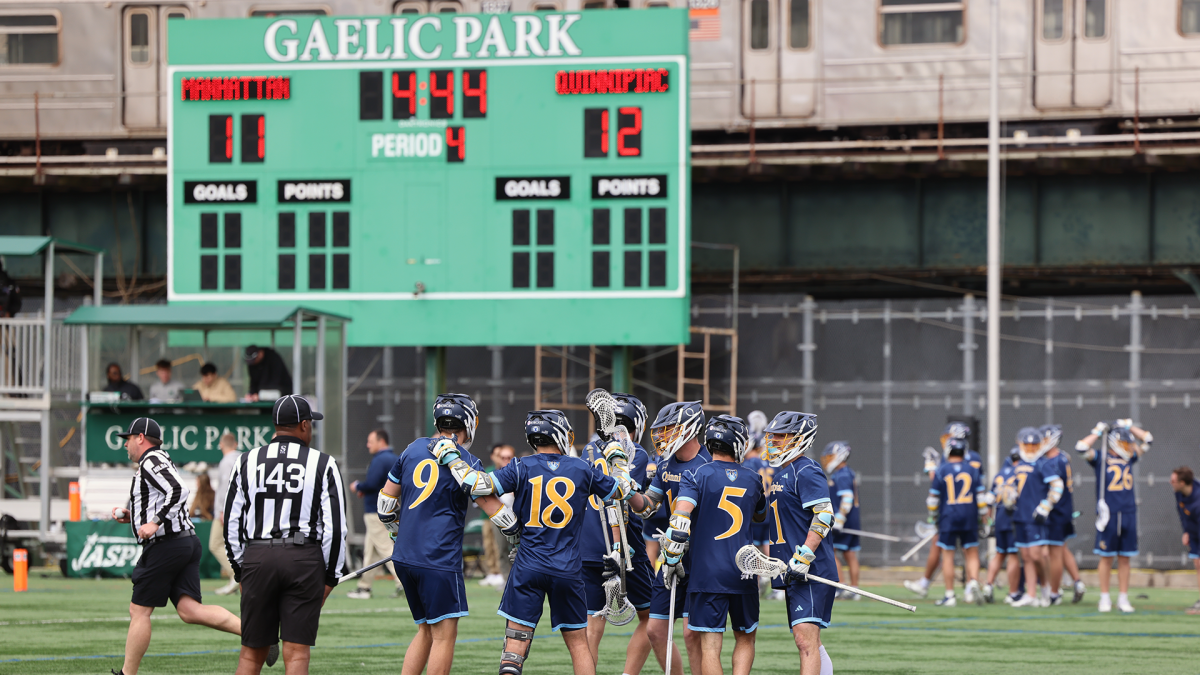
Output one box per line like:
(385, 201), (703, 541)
(918, 577), (930, 588)
(819, 645), (834, 675)
(1118, 592), (1129, 603)
(1100, 592), (1111, 601)
(945, 590), (955, 598)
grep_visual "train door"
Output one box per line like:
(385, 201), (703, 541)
(778, 0), (815, 117)
(742, 0), (816, 119)
(123, 6), (159, 128)
(1033, 0), (1112, 109)
(158, 7), (189, 127)
(742, 0), (778, 117)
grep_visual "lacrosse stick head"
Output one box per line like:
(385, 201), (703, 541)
(586, 388), (619, 436)
(735, 545), (786, 580)
(597, 577), (636, 626)
(914, 521), (937, 539)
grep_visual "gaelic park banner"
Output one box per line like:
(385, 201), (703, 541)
(66, 521), (222, 579)
(86, 411), (272, 464)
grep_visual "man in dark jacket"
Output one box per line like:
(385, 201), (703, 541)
(244, 346), (293, 401)
(104, 363), (144, 401)
(347, 429), (402, 599)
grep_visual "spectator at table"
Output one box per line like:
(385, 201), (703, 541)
(243, 345), (293, 401)
(103, 362), (144, 401)
(194, 363), (237, 403)
(149, 359), (184, 402)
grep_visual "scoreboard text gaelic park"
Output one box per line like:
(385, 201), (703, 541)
(167, 11), (689, 346)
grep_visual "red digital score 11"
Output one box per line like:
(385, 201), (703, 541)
(584, 107), (642, 158)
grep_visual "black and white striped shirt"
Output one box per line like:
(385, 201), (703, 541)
(128, 448), (194, 541)
(223, 435), (348, 585)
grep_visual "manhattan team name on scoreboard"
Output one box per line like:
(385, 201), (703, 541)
(167, 11), (689, 346)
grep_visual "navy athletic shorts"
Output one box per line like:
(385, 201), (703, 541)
(648, 567), (690, 621)
(498, 563), (587, 632)
(784, 578), (835, 629)
(394, 563), (468, 624)
(686, 591), (759, 633)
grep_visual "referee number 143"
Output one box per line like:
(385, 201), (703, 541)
(257, 462), (306, 493)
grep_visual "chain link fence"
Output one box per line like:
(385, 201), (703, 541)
(238, 291), (1200, 569)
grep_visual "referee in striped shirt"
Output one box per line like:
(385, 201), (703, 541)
(224, 395), (348, 675)
(111, 417), (255, 675)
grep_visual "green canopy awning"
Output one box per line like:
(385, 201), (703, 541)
(64, 304), (350, 328)
(0, 236), (105, 256)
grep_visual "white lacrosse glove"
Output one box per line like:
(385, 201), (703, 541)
(1091, 421), (1110, 437)
(430, 437), (461, 465)
(1115, 419), (1133, 431)
(785, 545), (815, 584)
(833, 513), (846, 531)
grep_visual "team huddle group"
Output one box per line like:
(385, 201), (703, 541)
(376, 393), (844, 675)
(901, 420), (1167, 615)
(107, 389), (1200, 675)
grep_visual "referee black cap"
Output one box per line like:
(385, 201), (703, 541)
(273, 395), (324, 426)
(117, 417), (163, 444)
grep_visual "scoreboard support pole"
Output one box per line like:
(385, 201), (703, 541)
(612, 346), (631, 394)
(424, 346), (447, 436)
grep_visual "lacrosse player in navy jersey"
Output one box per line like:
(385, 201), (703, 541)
(1038, 424), (1083, 605)
(659, 415), (765, 675)
(820, 442), (861, 598)
(1009, 426), (1064, 608)
(450, 410), (635, 675)
(1077, 420), (1151, 613)
(927, 439), (988, 607)
(742, 414), (776, 599)
(376, 394), (519, 675)
(580, 394), (656, 675)
(983, 448), (1020, 604)
(760, 411), (836, 675)
(626, 401), (711, 675)
(1169, 466), (1200, 614)
(905, 422), (978, 598)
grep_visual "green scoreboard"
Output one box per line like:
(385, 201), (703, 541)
(168, 11), (689, 346)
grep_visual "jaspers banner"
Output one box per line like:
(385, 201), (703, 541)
(66, 521), (223, 578)
(86, 412), (272, 464)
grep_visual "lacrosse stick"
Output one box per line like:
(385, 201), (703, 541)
(838, 527), (902, 543)
(1096, 429), (1110, 532)
(735, 545), (916, 612)
(587, 443), (636, 626)
(901, 532), (936, 562)
(900, 521), (937, 561)
(585, 388), (637, 575)
(664, 575), (678, 675)
(336, 558), (391, 585)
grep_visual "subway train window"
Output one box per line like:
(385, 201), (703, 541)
(0, 14), (59, 65)
(1084, 0), (1106, 38)
(130, 13), (150, 63)
(750, 0), (769, 50)
(790, 0), (810, 49)
(879, 0), (964, 46)
(1043, 0), (1064, 39)
(584, 1), (609, 7)
(433, 1), (461, 13)
(394, 2), (425, 13)
(1185, 0), (1200, 34)
(249, 7), (329, 16)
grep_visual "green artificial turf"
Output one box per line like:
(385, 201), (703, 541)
(1, 574), (1197, 674)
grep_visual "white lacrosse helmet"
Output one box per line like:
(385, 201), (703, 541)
(820, 441), (851, 476)
(763, 411), (818, 468)
(649, 401), (705, 463)
(1016, 426), (1045, 463)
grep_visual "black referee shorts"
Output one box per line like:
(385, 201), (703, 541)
(130, 535), (202, 608)
(240, 543), (326, 648)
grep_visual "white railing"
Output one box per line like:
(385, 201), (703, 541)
(0, 317), (83, 395)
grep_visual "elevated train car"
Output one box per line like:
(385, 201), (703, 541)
(4, 0), (1200, 144)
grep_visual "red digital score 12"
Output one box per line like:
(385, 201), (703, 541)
(583, 107), (641, 158)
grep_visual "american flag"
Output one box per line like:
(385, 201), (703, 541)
(689, 8), (720, 41)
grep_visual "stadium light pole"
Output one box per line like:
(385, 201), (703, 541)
(986, 0), (1001, 483)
